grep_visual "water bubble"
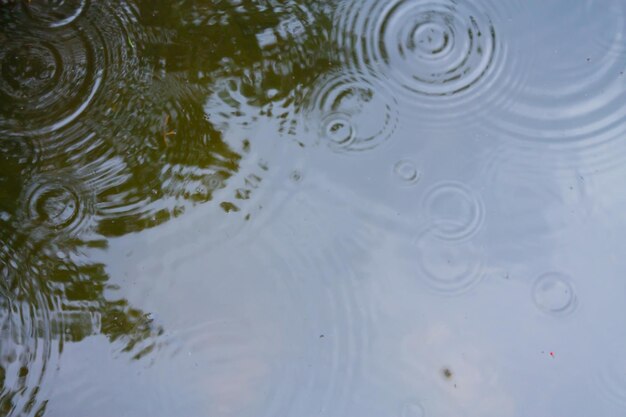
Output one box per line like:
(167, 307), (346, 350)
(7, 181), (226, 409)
(415, 231), (485, 296)
(531, 272), (577, 316)
(305, 70), (398, 152)
(422, 181), (484, 242)
(393, 159), (420, 185)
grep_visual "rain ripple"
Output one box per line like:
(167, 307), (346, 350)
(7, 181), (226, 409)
(531, 272), (577, 317)
(393, 159), (420, 186)
(401, 401), (425, 417)
(334, 0), (508, 125)
(0, 0), (147, 163)
(19, 172), (95, 245)
(254, 188), (380, 415)
(486, 0), (626, 173)
(596, 338), (626, 411)
(409, 180), (486, 296)
(422, 181), (485, 242)
(20, 0), (88, 28)
(304, 70), (398, 152)
(0, 24), (102, 137)
(0, 259), (61, 417)
(414, 230), (485, 296)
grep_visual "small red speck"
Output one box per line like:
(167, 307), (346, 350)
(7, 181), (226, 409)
(550, 352), (555, 358)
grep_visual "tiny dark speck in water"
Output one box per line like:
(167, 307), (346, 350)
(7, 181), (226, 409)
(442, 367), (453, 379)
(319, 334), (324, 338)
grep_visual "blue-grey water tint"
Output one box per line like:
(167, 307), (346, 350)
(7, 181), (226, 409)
(2, 0), (626, 416)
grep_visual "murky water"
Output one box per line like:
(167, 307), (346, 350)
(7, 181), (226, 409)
(2, 0), (626, 416)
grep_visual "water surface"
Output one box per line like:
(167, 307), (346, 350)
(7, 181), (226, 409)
(2, 0), (626, 416)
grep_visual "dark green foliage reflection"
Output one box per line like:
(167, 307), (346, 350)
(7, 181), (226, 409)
(0, 1), (333, 414)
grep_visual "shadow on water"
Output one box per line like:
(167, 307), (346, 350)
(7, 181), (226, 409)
(0, 1), (333, 415)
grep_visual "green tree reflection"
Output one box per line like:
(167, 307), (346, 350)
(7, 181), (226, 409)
(1, 0), (333, 414)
